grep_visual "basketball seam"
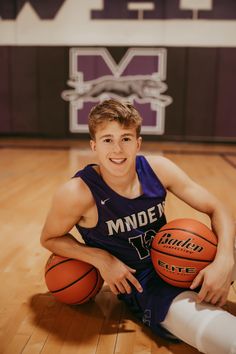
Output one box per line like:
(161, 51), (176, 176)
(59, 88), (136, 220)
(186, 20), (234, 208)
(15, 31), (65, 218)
(71, 271), (100, 305)
(45, 258), (74, 275)
(157, 270), (191, 284)
(155, 227), (217, 246)
(151, 247), (213, 262)
(50, 267), (95, 293)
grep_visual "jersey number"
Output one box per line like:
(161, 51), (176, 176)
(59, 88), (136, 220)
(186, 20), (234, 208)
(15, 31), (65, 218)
(128, 229), (156, 260)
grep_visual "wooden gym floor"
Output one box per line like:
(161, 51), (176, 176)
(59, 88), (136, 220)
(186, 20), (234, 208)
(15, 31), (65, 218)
(0, 138), (236, 354)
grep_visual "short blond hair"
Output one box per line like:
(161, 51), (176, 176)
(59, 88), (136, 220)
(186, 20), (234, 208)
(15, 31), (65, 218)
(88, 99), (142, 139)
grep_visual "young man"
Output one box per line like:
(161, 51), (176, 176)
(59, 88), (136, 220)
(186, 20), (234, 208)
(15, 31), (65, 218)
(41, 99), (236, 353)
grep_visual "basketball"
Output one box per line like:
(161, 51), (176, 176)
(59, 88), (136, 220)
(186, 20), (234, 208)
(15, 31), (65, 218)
(45, 254), (104, 305)
(150, 218), (218, 288)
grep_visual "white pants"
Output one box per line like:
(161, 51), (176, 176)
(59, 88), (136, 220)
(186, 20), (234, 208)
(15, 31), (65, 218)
(161, 248), (236, 354)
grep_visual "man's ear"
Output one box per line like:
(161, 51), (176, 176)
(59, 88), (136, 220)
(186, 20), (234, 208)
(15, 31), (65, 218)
(90, 139), (96, 152)
(137, 136), (142, 151)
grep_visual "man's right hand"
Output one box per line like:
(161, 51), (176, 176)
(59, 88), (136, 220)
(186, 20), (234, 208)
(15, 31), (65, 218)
(97, 253), (143, 295)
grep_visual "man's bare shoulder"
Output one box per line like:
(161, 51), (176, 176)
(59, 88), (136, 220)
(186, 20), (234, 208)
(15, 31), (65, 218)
(53, 177), (94, 211)
(144, 155), (177, 187)
(145, 155), (173, 170)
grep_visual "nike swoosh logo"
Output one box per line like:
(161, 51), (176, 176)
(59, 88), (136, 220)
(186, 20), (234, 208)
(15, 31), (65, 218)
(101, 198), (110, 205)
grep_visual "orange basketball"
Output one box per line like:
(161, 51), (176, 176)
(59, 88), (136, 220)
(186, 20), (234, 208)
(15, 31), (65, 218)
(151, 218), (217, 288)
(45, 254), (104, 304)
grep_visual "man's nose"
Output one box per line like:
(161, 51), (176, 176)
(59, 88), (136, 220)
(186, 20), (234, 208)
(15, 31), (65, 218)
(113, 142), (122, 153)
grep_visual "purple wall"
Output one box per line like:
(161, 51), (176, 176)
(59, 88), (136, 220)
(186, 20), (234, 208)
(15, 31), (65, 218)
(0, 46), (235, 142)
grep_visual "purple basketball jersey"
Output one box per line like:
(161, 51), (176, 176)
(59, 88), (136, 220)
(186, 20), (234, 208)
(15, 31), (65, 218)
(74, 155), (188, 340)
(74, 155), (167, 271)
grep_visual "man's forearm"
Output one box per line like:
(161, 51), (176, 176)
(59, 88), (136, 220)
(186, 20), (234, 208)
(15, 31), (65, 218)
(210, 206), (235, 262)
(41, 233), (109, 268)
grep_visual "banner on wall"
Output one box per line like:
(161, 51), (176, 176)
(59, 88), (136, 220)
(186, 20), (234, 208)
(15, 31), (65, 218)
(0, 0), (236, 46)
(61, 47), (172, 135)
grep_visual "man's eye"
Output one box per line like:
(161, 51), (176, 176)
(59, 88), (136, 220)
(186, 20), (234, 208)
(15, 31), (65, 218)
(123, 137), (131, 142)
(104, 139), (112, 143)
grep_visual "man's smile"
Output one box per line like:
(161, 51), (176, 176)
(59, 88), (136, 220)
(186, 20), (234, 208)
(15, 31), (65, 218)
(109, 158), (127, 164)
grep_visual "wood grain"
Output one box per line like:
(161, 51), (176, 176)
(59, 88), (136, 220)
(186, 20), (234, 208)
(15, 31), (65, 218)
(0, 139), (235, 354)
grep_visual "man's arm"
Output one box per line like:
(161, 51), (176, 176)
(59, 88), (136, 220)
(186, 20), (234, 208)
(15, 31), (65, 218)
(40, 178), (143, 295)
(148, 156), (235, 306)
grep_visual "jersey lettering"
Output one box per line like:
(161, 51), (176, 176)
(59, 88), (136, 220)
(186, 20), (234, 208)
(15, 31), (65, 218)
(106, 202), (165, 236)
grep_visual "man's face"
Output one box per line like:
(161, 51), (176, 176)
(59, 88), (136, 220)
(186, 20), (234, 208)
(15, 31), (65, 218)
(90, 121), (142, 177)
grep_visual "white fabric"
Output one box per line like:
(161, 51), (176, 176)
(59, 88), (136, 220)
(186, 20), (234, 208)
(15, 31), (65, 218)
(162, 291), (236, 354)
(161, 246), (236, 354)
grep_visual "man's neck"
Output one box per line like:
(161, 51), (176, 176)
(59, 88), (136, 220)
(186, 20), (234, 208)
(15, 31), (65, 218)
(99, 168), (142, 199)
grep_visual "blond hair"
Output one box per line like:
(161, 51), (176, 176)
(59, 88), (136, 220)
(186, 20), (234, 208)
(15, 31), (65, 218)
(88, 99), (142, 139)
